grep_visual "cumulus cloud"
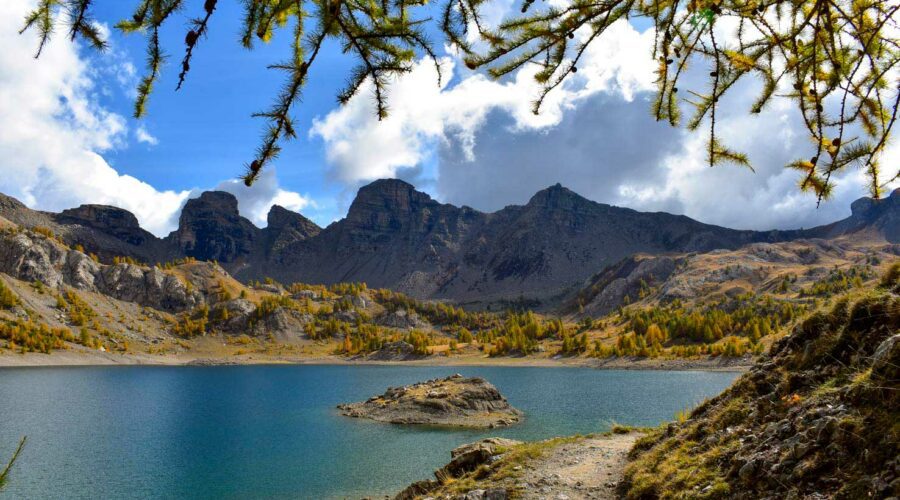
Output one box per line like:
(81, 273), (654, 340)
(0, 0), (189, 235)
(310, 14), (897, 230)
(608, 53), (899, 229)
(0, 0), (316, 236)
(614, 98), (870, 230)
(436, 94), (684, 212)
(310, 21), (656, 184)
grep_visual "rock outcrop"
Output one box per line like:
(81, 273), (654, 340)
(377, 309), (430, 330)
(366, 341), (421, 361)
(396, 438), (522, 500)
(337, 374), (522, 428)
(0, 228), (201, 312)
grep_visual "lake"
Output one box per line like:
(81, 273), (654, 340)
(0, 365), (739, 499)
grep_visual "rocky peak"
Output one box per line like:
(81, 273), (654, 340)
(351, 179), (433, 211)
(266, 205), (320, 238)
(345, 179), (444, 231)
(263, 205), (321, 255)
(850, 196), (876, 216)
(181, 191), (241, 220)
(55, 204), (156, 248)
(57, 205), (141, 230)
(850, 188), (900, 215)
(837, 187), (899, 243)
(525, 183), (596, 212)
(851, 187), (899, 215)
(0, 193), (56, 229)
(171, 191), (258, 263)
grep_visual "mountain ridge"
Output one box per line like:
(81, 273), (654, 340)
(1, 180), (896, 305)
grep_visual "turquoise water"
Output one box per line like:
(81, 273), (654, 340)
(0, 365), (738, 499)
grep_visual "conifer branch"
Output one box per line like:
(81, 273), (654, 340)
(20, 0), (60, 58)
(0, 436), (26, 490)
(18, 0), (899, 193)
(176, 0), (217, 90)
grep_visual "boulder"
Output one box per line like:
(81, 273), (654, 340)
(444, 438), (522, 477)
(395, 438), (520, 500)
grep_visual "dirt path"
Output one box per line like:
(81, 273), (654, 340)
(403, 431), (642, 499)
(514, 433), (639, 500)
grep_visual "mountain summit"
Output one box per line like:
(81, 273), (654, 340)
(0, 183), (895, 306)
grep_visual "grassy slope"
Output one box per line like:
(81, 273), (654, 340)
(621, 271), (900, 499)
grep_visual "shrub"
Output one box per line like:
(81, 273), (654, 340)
(0, 281), (18, 309)
(172, 305), (208, 338)
(0, 319), (73, 353)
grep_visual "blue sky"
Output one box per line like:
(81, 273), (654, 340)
(84, 1), (361, 212)
(1, 0), (894, 236)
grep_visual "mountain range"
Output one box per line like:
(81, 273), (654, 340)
(1, 179), (896, 306)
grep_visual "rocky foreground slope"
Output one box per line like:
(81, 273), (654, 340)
(338, 375), (522, 428)
(391, 271), (899, 499)
(621, 276), (900, 499)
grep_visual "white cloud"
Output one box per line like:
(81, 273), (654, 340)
(135, 125), (159, 146)
(0, 0), (189, 236)
(310, 22), (656, 184)
(611, 66), (900, 229)
(0, 0), (317, 236)
(310, 13), (897, 230)
(212, 169), (316, 228)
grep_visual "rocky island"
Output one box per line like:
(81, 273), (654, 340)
(337, 374), (522, 428)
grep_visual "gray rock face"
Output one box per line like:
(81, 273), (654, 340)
(366, 341), (420, 361)
(211, 298), (312, 339)
(98, 264), (200, 312)
(377, 309), (430, 330)
(216, 299), (257, 333)
(0, 229), (201, 312)
(576, 255), (679, 317)
(338, 374), (523, 428)
(171, 191), (259, 264)
(0, 231), (68, 287)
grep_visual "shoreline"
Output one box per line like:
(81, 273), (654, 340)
(0, 349), (751, 372)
